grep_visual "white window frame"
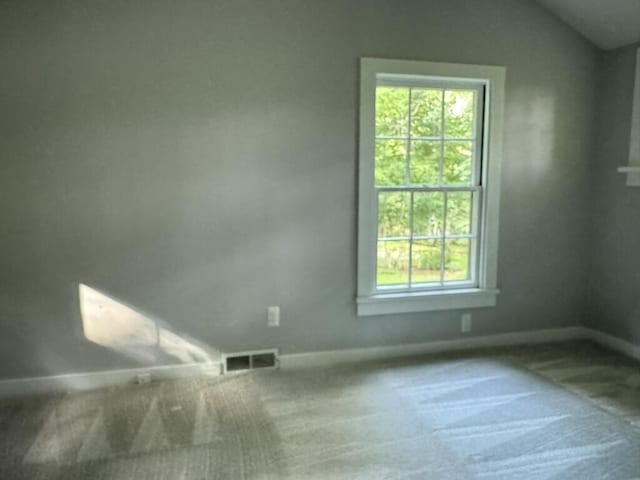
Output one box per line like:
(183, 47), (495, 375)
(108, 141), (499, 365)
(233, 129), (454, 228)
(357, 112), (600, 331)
(357, 58), (506, 316)
(619, 48), (640, 186)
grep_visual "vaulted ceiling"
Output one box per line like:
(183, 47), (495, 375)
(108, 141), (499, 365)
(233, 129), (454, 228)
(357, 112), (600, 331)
(536, 0), (640, 50)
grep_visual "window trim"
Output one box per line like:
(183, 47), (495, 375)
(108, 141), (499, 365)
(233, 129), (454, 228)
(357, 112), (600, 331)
(620, 48), (640, 186)
(357, 58), (506, 316)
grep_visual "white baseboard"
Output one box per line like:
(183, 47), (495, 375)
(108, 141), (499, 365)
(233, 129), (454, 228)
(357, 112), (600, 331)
(585, 328), (640, 362)
(0, 326), (637, 399)
(279, 327), (588, 370)
(0, 361), (222, 398)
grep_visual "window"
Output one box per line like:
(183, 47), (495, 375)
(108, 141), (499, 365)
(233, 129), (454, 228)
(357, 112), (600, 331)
(357, 58), (505, 316)
(619, 48), (640, 187)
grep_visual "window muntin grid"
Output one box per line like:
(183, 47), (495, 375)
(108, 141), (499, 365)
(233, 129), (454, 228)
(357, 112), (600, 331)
(374, 80), (485, 292)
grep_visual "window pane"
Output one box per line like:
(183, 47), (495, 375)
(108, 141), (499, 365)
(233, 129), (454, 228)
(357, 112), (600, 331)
(376, 87), (409, 137)
(410, 141), (440, 185)
(444, 239), (470, 282)
(411, 240), (442, 284)
(444, 90), (475, 138)
(446, 192), (473, 235)
(377, 240), (409, 286)
(375, 139), (406, 186)
(443, 141), (473, 185)
(413, 192), (444, 238)
(378, 192), (410, 238)
(410, 89), (442, 138)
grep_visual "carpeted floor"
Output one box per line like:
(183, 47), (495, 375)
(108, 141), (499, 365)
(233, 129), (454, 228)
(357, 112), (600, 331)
(1, 340), (639, 479)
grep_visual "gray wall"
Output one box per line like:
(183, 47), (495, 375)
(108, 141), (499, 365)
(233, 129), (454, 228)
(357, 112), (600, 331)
(585, 43), (640, 345)
(0, 0), (599, 379)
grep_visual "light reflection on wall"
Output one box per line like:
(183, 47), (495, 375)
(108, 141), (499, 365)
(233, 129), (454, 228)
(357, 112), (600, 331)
(510, 88), (556, 180)
(79, 283), (218, 365)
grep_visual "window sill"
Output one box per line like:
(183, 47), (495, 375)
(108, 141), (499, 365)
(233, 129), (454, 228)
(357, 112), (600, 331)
(356, 288), (499, 316)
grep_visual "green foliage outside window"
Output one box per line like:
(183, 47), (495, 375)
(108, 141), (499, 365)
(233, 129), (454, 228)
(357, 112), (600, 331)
(375, 86), (477, 286)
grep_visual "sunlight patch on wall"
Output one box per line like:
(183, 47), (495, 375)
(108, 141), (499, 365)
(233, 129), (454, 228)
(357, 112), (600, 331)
(510, 88), (556, 180)
(79, 283), (218, 364)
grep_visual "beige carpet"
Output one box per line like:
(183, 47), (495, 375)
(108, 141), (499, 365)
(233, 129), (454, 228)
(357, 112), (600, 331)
(1, 341), (639, 479)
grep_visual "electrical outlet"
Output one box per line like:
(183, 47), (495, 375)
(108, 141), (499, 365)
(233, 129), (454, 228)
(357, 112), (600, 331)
(461, 313), (472, 333)
(267, 306), (280, 327)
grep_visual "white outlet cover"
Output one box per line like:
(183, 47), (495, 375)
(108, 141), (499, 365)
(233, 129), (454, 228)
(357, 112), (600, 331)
(267, 306), (280, 327)
(461, 314), (472, 333)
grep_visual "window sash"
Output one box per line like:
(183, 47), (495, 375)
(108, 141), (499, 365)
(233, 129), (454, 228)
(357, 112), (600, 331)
(373, 80), (485, 293)
(375, 187), (481, 293)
